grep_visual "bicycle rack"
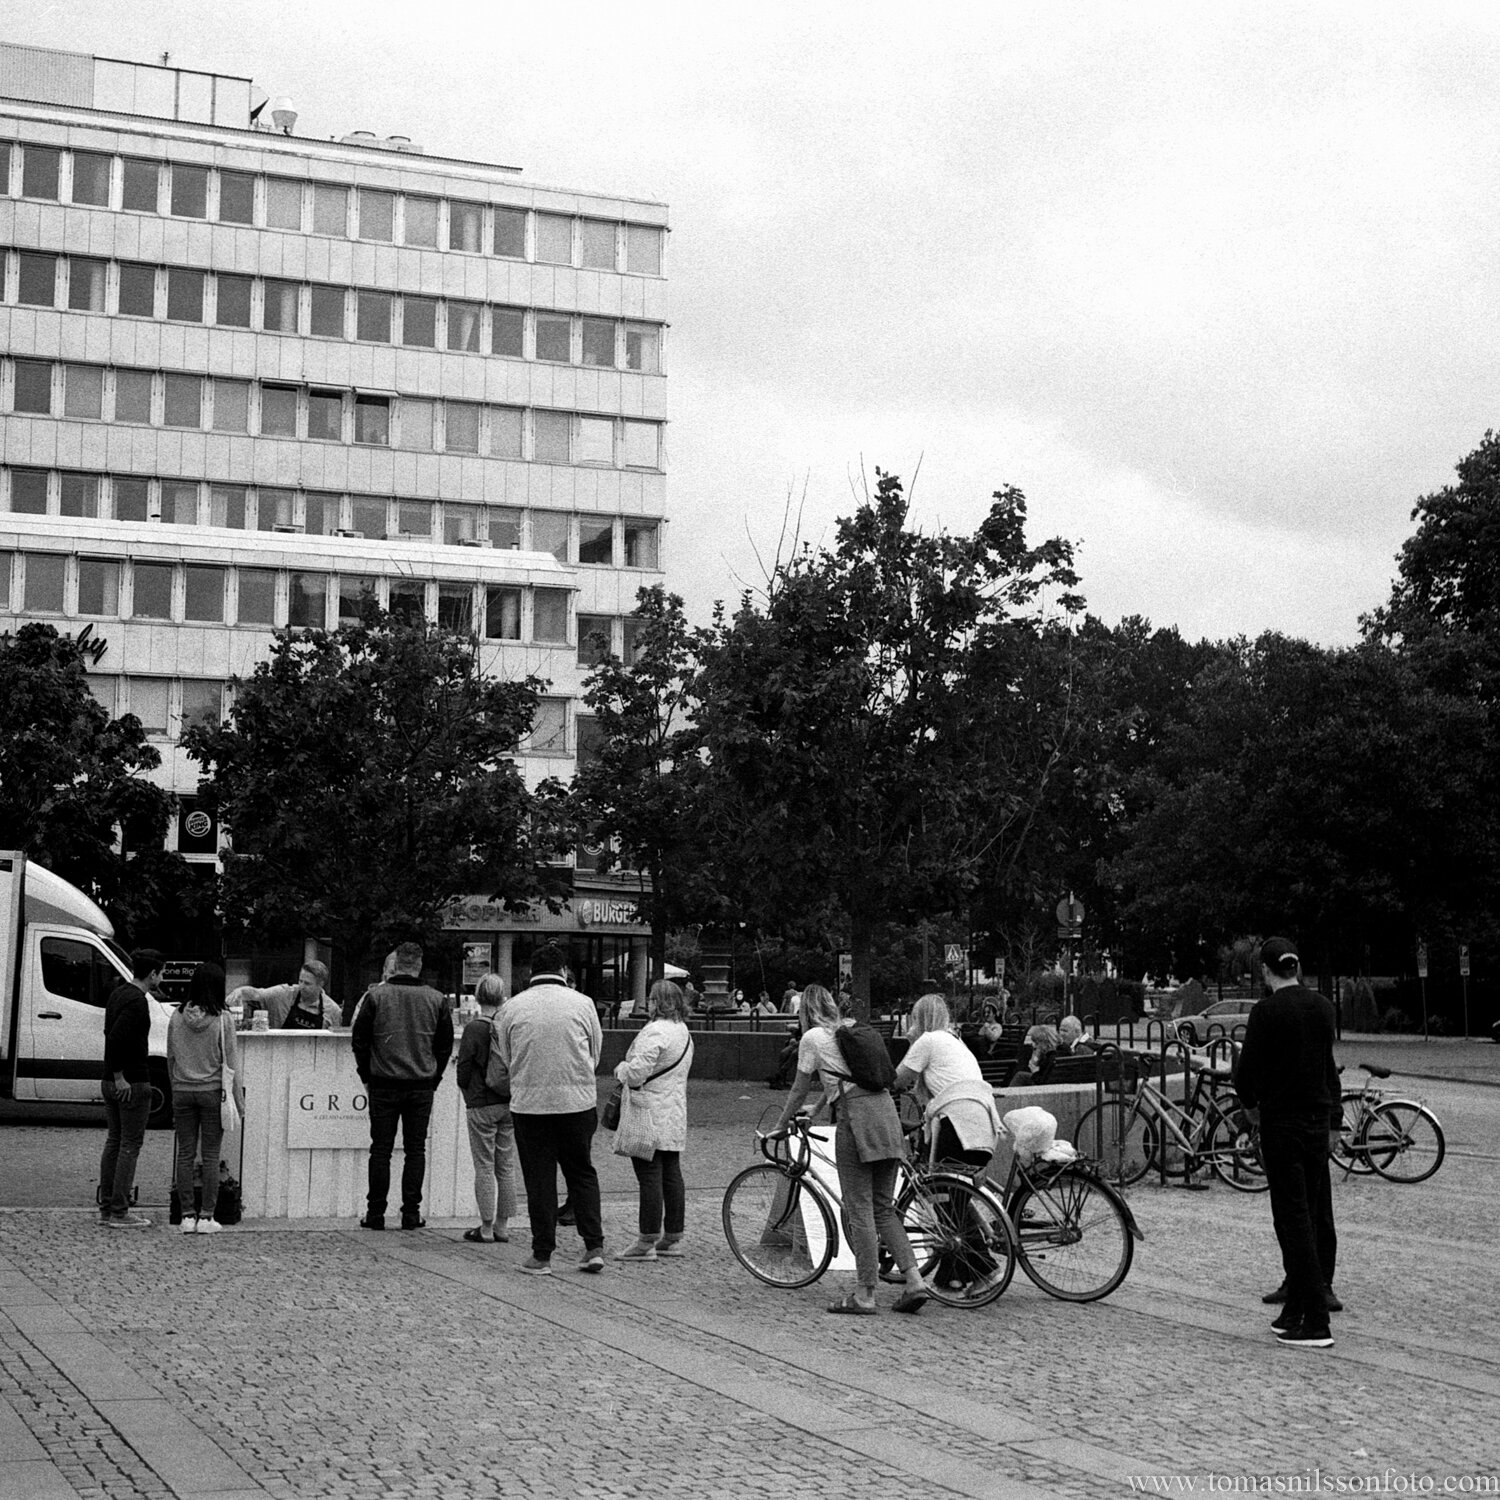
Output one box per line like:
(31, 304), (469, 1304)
(1143, 1018), (1167, 1050)
(1154, 1036), (1206, 1188)
(1084, 1040), (1128, 1178)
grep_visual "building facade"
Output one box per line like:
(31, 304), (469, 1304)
(0, 42), (661, 1002)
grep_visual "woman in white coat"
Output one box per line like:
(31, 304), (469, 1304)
(613, 980), (695, 1261)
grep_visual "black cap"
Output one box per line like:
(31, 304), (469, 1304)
(1260, 937), (1300, 973)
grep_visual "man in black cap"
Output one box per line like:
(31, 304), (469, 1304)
(1233, 937), (1342, 1349)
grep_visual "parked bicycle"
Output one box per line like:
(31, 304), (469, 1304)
(1335, 1063), (1445, 1184)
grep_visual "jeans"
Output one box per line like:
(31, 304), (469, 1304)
(366, 1084), (436, 1222)
(1261, 1115), (1338, 1330)
(835, 1118), (917, 1291)
(99, 1077), (153, 1218)
(631, 1150), (685, 1237)
(173, 1091), (224, 1219)
(465, 1102), (519, 1226)
(512, 1108), (603, 1260)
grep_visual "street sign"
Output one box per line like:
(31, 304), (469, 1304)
(1416, 942), (1428, 979)
(1460, 944), (1470, 978)
(1055, 896), (1085, 928)
(944, 944), (964, 967)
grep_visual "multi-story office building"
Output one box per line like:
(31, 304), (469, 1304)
(0, 42), (666, 1001)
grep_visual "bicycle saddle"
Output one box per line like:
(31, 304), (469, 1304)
(1359, 1063), (1391, 1079)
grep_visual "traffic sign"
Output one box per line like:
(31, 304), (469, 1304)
(944, 944), (965, 968)
(1055, 896), (1085, 927)
(1416, 942), (1428, 979)
(1460, 944), (1470, 978)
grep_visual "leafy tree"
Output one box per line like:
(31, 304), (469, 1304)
(0, 623), (175, 940)
(184, 610), (570, 1004)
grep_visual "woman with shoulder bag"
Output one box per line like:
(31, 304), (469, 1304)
(613, 980), (695, 1261)
(167, 962), (242, 1235)
(771, 984), (929, 1315)
(455, 973), (519, 1243)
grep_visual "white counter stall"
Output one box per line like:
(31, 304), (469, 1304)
(236, 1031), (472, 1220)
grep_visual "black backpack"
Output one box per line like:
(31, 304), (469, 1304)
(833, 1021), (896, 1093)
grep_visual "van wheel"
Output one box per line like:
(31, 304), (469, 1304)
(147, 1074), (173, 1130)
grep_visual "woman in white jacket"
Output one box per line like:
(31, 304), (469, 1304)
(613, 980), (694, 1261)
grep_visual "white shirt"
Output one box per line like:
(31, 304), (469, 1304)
(900, 1029), (984, 1097)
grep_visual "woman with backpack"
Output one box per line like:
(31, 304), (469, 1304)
(455, 973), (518, 1243)
(770, 984), (929, 1315)
(167, 962), (242, 1234)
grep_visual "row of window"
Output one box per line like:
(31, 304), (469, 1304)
(4, 360), (664, 467)
(0, 550), (637, 664)
(0, 142), (665, 273)
(1, 250), (664, 369)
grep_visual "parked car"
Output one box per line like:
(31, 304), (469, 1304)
(1174, 998), (1258, 1045)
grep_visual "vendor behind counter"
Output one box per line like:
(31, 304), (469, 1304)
(229, 959), (343, 1031)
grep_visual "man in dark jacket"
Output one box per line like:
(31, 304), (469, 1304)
(1234, 937), (1342, 1349)
(351, 941), (453, 1230)
(99, 948), (164, 1228)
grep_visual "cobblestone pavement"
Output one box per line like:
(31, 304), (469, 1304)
(2, 1075), (1497, 1498)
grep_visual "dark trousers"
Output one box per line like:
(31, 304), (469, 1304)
(512, 1108), (603, 1260)
(1261, 1116), (1338, 1331)
(366, 1084), (436, 1221)
(631, 1150), (684, 1237)
(100, 1077), (152, 1218)
(173, 1091), (224, 1218)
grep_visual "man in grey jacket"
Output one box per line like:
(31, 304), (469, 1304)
(495, 942), (604, 1274)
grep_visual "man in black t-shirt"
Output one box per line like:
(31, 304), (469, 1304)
(99, 948), (164, 1228)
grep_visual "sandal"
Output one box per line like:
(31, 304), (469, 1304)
(892, 1288), (929, 1314)
(462, 1227), (493, 1243)
(826, 1293), (878, 1316)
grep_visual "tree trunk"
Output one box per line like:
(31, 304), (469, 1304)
(849, 911), (874, 1019)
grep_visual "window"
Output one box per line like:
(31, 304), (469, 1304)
(627, 224), (663, 275)
(445, 402), (480, 453)
(448, 200), (483, 252)
(9, 470), (48, 513)
(263, 279), (299, 333)
(218, 170), (255, 224)
(404, 196), (438, 246)
(184, 566), (225, 622)
(492, 307), (524, 358)
(535, 314), (571, 363)
(16, 252), (58, 306)
(354, 395), (390, 446)
(444, 505), (481, 544)
(64, 365), (103, 419)
(358, 188), (394, 241)
(129, 678), (170, 735)
(112, 477), (149, 521)
(485, 586), (521, 639)
(212, 379), (250, 433)
(237, 568), (276, 624)
(216, 273), (252, 327)
(166, 267), (205, 322)
(181, 680), (224, 730)
(303, 492), (339, 536)
(209, 485), (246, 528)
(163, 374), (202, 429)
(260, 385), (298, 437)
(494, 207), (526, 258)
(113, 369), (152, 423)
(622, 616), (640, 665)
(535, 213), (572, 265)
(578, 516), (615, 565)
(530, 699), (567, 752)
(581, 318), (615, 368)
(68, 258), (107, 312)
(399, 398), (435, 451)
(307, 389), (343, 441)
(447, 300), (481, 352)
(625, 324), (660, 373)
(401, 297), (436, 347)
(533, 410), (571, 463)
(117, 263), (156, 317)
(22, 146), (60, 200)
(356, 291), (391, 342)
(77, 558), (120, 616)
(59, 473), (99, 518)
(624, 520), (659, 569)
(312, 182), (348, 235)
(170, 164), (208, 218)
(161, 481), (199, 525)
(288, 572), (327, 628)
(258, 488), (295, 530)
(86, 676), (116, 716)
(487, 507), (522, 548)
(578, 614), (613, 665)
(623, 420), (660, 468)
(533, 589), (569, 644)
(577, 417), (614, 466)
(397, 500), (432, 538)
(532, 511), (570, 562)
(580, 219), (616, 270)
(309, 284), (346, 337)
(350, 496), (388, 537)
(24, 554), (65, 611)
(120, 158), (160, 212)
(131, 561), (173, 619)
(71, 151), (111, 206)
(265, 177), (303, 230)
(437, 584), (473, 632)
(491, 407), (523, 459)
(13, 360), (52, 414)
(338, 577), (376, 625)
(388, 580), (425, 623)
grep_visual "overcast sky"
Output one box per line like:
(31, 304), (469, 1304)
(16, 0), (1500, 644)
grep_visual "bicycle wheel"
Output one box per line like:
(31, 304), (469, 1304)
(903, 1174), (1017, 1309)
(1363, 1101), (1446, 1185)
(1010, 1165), (1134, 1302)
(722, 1164), (836, 1288)
(1335, 1090), (1377, 1175)
(1076, 1102), (1153, 1185)
(1204, 1102), (1268, 1193)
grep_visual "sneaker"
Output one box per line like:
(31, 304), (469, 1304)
(1261, 1279), (1289, 1304)
(614, 1241), (657, 1261)
(1324, 1286), (1343, 1313)
(655, 1238), (686, 1258)
(519, 1257), (552, 1276)
(1271, 1308), (1298, 1333)
(359, 1215), (385, 1231)
(1277, 1325), (1334, 1348)
(196, 1218), (222, 1235)
(578, 1249), (606, 1274)
(180, 1216), (199, 1235)
(557, 1202), (576, 1226)
(103, 1213), (153, 1229)
(400, 1217), (426, 1231)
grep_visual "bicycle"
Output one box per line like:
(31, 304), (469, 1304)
(722, 1116), (1019, 1309)
(1335, 1063), (1445, 1184)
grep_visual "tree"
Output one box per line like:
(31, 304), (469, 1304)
(0, 623), (176, 940)
(184, 610), (570, 1004)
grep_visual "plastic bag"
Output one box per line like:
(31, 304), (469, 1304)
(612, 1086), (657, 1161)
(1003, 1106), (1058, 1161)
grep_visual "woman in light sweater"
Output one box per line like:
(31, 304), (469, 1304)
(167, 963), (242, 1234)
(613, 980), (695, 1261)
(894, 993), (1001, 1171)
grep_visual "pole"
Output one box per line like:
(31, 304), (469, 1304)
(1462, 974), (1470, 1040)
(1420, 975), (1429, 1041)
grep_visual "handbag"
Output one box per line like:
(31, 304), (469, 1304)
(612, 1085), (658, 1161)
(604, 1034), (692, 1132)
(219, 1014), (241, 1133)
